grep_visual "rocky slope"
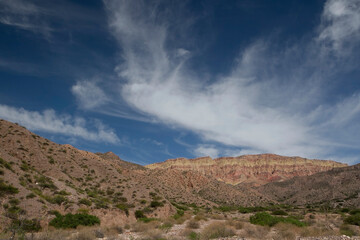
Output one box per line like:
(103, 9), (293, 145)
(257, 163), (360, 207)
(0, 119), (269, 230)
(146, 155), (347, 185)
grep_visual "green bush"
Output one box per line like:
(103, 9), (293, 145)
(0, 179), (19, 197)
(35, 175), (57, 190)
(150, 201), (163, 208)
(11, 219), (41, 232)
(45, 195), (67, 205)
(188, 231), (200, 240)
(217, 205), (238, 212)
(26, 193), (36, 199)
(250, 212), (306, 227)
(344, 213), (360, 226)
(138, 217), (156, 223)
(340, 224), (356, 236)
(250, 212), (278, 226)
(115, 203), (129, 216)
(78, 198), (92, 206)
(349, 209), (360, 215)
(0, 158), (13, 172)
(272, 209), (288, 215)
(173, 209), (184, 220)
(49, 213), (100, 229)
(135, 210), (145, 219)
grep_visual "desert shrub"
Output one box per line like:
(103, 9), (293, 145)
(134, 210), (145, 219)
(150, 200), (163, 208)
(194, 213), (208, 221)
(349, 209), (360, 215)
(9, 198), (20, 205)
(35, 175), (57, 190)
(45, 195), (67, 205)
(188, 231), (200, 240)
(94, 229), (104, 238)
(250, 212), (306, 227)
(26, 193), (36, 199)
(49, 213), (100, 229)
(241, 222), (270, 239)
(344, 213), (360, 226)
(138, 217), (157, 223)
(200, 222), (235, 239)
(171, 201), (189, 211)
(217, 205), (238, 212)
(79, 198), (92, 206)
(173, 209), (185, 219)
(131, 220), (160, 233)
(238, 206), (268, 213)
(272, 222), (298, 240)
(272, 209), (288, 215)
(11, 218), (41, 232)
(187, 219), (200, 229)
(250, 212), (278, 227)
(0, 179), (19, 197)
(226, 219), (243, 230)
(115, 203), (129, 216)
(20, 162), (30, 171)
(159, 222), (173, 231)
(0, 157), (13, 171)
(340, 224), (356, 237)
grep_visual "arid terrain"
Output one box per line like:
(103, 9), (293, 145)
(0, 119), (359, 239)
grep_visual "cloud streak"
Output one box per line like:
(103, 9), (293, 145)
(0, 0), (52, 37)
(103, 0), (360, 163)
(0, 104), (120, 144)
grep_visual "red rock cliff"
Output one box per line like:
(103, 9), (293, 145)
(145, 154), (347, 185)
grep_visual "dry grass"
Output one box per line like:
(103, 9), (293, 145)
(194, 212), (208, 222)
(131, 220), (160, 233)
(200, 222), (235, 240)
(31, 229), (74, 240)
(299, 226), (337, 237)
(240, 222), (270, 239)
(272, 222), (301, 240)
(141, 229), (164, 240)
(207, 213), (226, 220)
(225, 219), (243, 230)
(174, 212), (193, 224)
(187, 219), (200, 229)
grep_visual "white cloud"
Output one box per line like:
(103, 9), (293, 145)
(194, 145), (219, 158)
(0, 104), (120, 144)
(71, 80), (108, 110)
(103, 0), (360, 162)
(318, 0), (360, 54)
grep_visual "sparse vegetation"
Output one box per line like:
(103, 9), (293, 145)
(49, 212), (100, 229)
(250, 212), (306, 227)
(344, 213), (360, 226)
(200, 222), (235, 239)
(0, 179), (19, 197)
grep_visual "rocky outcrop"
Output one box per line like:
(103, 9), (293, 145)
(146, 154), (347, 185)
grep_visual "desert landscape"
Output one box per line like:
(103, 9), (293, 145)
(1, 0), (360, 239)
(0, 119), (359, 239)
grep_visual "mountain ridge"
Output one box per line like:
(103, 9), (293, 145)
(146, 155), (347, 185)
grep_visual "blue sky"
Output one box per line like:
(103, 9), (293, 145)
(1, 0), (360, 165)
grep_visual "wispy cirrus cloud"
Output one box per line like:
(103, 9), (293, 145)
(0, 0), (52, 37)
(0, 104), (120, 144)
(101, 0), (360, 163)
